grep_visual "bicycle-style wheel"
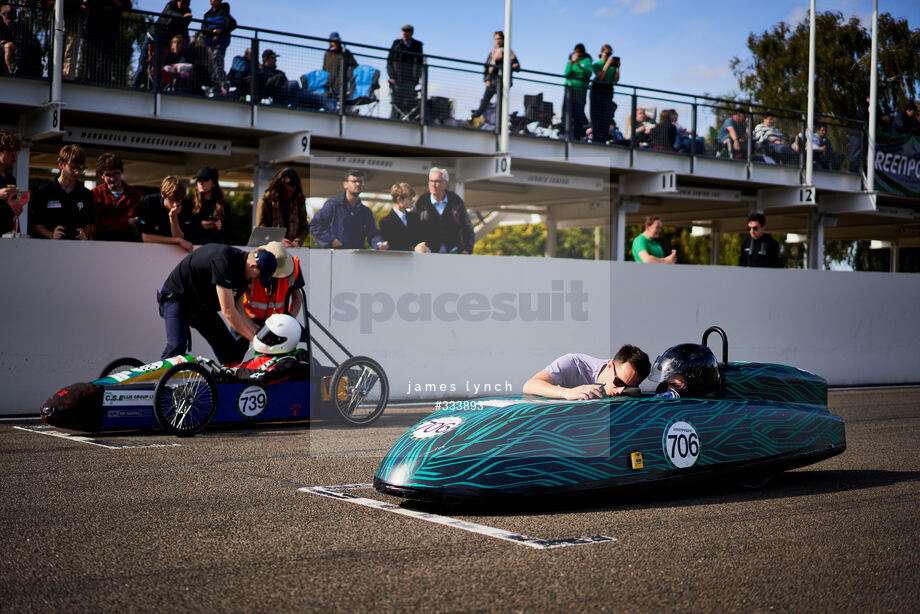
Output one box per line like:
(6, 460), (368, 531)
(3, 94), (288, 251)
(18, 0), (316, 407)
(153, 363), (218, 437)
(329, 356), (389, 426)
(98, 357), (144, 379)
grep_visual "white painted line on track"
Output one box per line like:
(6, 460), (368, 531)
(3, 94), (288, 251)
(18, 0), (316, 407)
(300, 484), (616, 550)
(14, 425), (181, 449)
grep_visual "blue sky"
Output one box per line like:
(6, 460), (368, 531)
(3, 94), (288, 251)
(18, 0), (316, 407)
(137, 0), (918, 100)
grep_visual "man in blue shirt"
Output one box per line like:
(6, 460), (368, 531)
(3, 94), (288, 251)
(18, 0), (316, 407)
(717, 108), (747, 158)
(311, 170), (388, 250)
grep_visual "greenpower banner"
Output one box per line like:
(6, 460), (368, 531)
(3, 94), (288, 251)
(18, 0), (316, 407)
(873, 129), (920, 198)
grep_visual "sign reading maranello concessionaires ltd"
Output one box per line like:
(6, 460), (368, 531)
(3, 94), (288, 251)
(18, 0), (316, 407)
(65, 128), (232, 156)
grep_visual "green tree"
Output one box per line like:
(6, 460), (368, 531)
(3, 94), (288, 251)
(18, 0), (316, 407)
(474, 224), (546, 257)
(731, 11), (920, 118)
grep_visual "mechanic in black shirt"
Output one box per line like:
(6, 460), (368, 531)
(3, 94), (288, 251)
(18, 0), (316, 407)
(28, 144), (94, 240)
(157, 243), (277, 363)
(739, 212), (782, 268)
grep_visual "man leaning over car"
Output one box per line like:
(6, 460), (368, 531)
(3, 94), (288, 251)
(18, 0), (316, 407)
(523, 345), (651, 400)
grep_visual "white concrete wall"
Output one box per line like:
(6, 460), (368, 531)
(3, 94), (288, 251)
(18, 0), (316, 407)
(1, 239), (918, 415)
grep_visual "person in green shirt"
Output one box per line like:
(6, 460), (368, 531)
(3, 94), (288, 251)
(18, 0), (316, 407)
(590, 44), (619, 144)
(564, 43), (593, 140)
(632, 215), (677, 263)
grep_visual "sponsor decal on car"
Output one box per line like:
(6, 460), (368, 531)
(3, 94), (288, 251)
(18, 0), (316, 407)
(238, 385), (268, 418)
(663, 420), (700, 469)
(412, 416), (463, 439)
(103, 390), (155, 407)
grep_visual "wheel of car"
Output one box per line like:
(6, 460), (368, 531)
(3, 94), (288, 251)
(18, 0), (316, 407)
(153, 363), (218, 437)
(98, 357), (144, 379)
(329, 356), (389, 426)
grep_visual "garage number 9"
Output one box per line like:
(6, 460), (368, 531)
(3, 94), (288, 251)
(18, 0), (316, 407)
(238, 385), (267, 417)
(663, 421), (700, 468)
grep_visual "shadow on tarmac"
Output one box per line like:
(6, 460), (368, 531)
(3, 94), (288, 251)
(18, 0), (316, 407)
(400, 469), (920, 517)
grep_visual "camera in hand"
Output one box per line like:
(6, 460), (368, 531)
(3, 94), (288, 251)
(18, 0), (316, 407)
(612, 56), (620, 66)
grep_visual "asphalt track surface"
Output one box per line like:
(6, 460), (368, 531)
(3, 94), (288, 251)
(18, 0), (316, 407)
(1, 388), (917, 612)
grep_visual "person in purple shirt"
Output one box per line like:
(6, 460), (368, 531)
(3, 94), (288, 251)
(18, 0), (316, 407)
(522, 344), (650, 400)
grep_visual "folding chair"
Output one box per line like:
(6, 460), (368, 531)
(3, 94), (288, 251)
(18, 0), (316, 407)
(345, 65), (380, 116)
(297, 70), (337, 112)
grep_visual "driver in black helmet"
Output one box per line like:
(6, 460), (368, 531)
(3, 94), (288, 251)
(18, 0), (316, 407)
(649, 343), (722, 398)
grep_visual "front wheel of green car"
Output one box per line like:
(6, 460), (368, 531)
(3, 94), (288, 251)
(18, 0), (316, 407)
(153, 363), (218, 437)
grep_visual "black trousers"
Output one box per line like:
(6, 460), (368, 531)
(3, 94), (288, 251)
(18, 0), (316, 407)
(158, 288), (248, 364)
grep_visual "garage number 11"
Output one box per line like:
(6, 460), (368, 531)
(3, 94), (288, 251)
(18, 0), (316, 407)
(663, 421), (700, 468)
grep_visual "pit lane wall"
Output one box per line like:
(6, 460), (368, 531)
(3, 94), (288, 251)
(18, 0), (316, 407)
(1, 240), (918, 415)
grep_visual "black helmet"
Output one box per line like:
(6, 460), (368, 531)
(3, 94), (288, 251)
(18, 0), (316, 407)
(650, 343), (721, 398)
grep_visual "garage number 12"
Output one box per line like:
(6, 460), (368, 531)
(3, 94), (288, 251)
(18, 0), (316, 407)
(663, 421), (700, 468)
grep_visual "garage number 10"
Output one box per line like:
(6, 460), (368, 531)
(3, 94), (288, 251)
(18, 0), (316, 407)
(663, 421), (700, 468)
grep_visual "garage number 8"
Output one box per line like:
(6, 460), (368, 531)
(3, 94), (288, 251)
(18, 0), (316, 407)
(238, 385), (267, 417)
(663, 421), (700, 468)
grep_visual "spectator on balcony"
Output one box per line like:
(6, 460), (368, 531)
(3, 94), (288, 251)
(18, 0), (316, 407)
(649, 109), (677, 150)
(893, 101), (920, 135)
(161, 34), (203, 93)
(669, 109), (705, 153)
(380, 182), (429, 252)
(811, 123), (845, 170)
(753, 114), (795, 164)
(323, 32), (357, 103)
(471, 30), (520, 121)
(254, 167), (309, 248)
(631, 215), (676, 264)
(132, 0), (192, 89)
(0, 3), (42, 76)
(717, 108), (747, 158)
(312, 170), (386, 250)
(416, 167), (474, 254)
(29, 144), (94, 240)
(91, 153), (142, 242)
(387, 24), (423, 120)
(626, 107), (654, 146)
(139, 175), (194, 252)
(84, 0), (131, 86)
(188, 165), (232, 244)
(0, 129), (22, 236)
(227, 47), (251, 94)
(61, 0), (84, 80)
(563, 43), (592, 140)
(201, 0), (236, 95)
(739, 212), (782, 268)
(257, 48), (290, 104)
(589, 44), (618, 144)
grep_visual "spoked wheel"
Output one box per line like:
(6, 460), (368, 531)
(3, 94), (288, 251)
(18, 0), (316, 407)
(329, 356), (389, 426)
(153, 363), (218, 437)
(98, 357), (144, 379)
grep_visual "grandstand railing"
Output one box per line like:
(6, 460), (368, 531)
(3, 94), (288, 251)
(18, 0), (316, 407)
(2, 4), (866, 175)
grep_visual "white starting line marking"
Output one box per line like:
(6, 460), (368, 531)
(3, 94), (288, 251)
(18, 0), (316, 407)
(299, 484), (616, 550)
(14, 425), (181, 449)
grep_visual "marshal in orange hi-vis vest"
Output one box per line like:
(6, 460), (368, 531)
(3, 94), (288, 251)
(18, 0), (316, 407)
(244, 256), (301, 321)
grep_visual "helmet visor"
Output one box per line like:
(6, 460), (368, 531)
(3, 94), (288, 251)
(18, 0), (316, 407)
(255, 327), (288, 349)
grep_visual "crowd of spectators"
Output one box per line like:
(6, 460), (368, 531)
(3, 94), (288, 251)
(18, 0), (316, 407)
(2, 136), (478, 255)
(4, 2), (918, 157)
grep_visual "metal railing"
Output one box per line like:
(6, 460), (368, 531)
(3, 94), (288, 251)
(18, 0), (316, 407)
(1, 4), (866, 175)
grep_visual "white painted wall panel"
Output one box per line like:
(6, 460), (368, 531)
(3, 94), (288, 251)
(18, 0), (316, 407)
(0, 240), (917, 415)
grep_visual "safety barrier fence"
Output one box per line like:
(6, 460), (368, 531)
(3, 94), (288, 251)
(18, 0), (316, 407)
(2, 3), (864, 174)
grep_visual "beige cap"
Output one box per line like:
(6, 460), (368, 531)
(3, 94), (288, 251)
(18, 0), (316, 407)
(262, 241), (294, 278)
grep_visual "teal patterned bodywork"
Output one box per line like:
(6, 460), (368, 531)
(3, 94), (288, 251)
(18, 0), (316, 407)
(374, 362), (845, 501)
